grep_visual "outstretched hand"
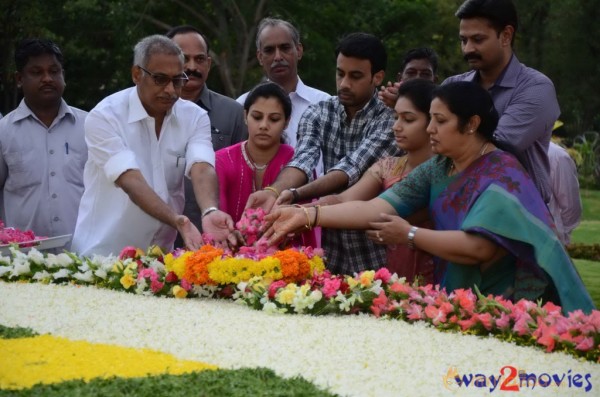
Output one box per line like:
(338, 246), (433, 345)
(366, 212), (410, 245)
(201, 210), (236, 246)
(245, 190), (278, 212)
(263, 206), (308, 246)
(175, 215), (203, 251)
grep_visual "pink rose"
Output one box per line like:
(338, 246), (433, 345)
(118, 246), (138, 260)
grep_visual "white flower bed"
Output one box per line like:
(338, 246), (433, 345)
(1, 282), (598, 396)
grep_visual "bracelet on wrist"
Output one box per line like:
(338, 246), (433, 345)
(407, 226), (419, 250)
(263, 186), (280, 198)
(201, 206), (219, 218)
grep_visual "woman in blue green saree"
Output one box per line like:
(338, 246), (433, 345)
(265, 81), (594, 314)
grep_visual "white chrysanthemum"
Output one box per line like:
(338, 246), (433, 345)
(52, 268), (71, 279)
(0, 266), (11, 277)
(32, 270), (51, 281)
(94, 268), (108, 279)
(10, 259), (30, 277)
(26, 248), (45, 265)
(73, 270), (94, 283)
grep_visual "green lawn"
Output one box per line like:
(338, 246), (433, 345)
(572, 189), (600, 308)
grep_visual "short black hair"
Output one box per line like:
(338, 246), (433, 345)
(433, 81), (499, 140)
(400, 47), (438, 75)
(396, 79), (437, 120)
(244, 81), (292, 120)
(456, 0), (518, 45)
(165, 25), (211, 54)
(15, 39), (63, 72)
(335, 32), (387, 75)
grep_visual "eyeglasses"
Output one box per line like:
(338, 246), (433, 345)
(137, 65), (189, 88)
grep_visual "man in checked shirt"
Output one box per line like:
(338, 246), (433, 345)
(246, 32), (398, 275)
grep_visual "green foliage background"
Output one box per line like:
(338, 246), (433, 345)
(1, 0), (599, 135)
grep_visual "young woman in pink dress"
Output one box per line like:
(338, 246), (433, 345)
(316, 79), (436, 283)
(215, 82), (316, 246)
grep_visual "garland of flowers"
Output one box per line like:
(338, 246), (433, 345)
(0, 208), (598, 363)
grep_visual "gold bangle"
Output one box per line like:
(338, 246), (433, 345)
(302, 206), (312, 231)
(314, 205), (321, 227)
(264, 186), (280, 198)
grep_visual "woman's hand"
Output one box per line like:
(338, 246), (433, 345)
(366, 213), (411, 245)
(264, 206), (309, 245)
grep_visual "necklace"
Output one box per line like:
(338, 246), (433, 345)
(241, 141), (268, 171)
(448, 142), (491, 176)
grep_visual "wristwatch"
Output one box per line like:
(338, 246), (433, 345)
(407, 226), (419, 250)
(287, 188), (300, 203)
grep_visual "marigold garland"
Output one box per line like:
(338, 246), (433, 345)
(272, 249), (311, 283)
(182, 246), (223, 285)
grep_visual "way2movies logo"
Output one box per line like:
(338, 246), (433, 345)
(442, 366), (593, 393)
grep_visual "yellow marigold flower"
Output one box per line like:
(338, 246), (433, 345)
(135, 248), (145, 258)
(360, 270), (375, 287)
(309, 255), (325, 273)
(172, 285), (188, 299)
(171, 251), (193, 279)
(164, 253), (175, 272)
(120, 274), (136, 289)
(259, 257), (283, 279)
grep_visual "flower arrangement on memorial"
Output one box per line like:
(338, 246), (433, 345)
(0, 208), (599, 363)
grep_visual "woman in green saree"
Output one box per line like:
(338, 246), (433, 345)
(265, 81), (594, 314)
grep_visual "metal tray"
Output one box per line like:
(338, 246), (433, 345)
(0, 234), (72, 255)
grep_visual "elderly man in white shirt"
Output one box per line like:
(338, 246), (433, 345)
(72, 35), (234, 256)
(237, 18), (330, 175)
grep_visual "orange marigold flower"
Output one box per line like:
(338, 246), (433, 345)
(183, 245), (223, 285)
(272, 249), (310, 283)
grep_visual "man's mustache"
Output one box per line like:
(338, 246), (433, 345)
(185, 70), (203, 79)
(270, 60), (289, 68)
(464, 53), (482, 62)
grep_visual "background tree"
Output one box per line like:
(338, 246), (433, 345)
(1, 0), (598, 139)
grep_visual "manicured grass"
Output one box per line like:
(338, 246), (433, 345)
(574, 258), (600, 309)
(580, 188), (600, 221)
(571, 221), (600, 245)
(0, 367), (338, 397)
(571, 190), (600, 308)
(0, 325), (38, 339)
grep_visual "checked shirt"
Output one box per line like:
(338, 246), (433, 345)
(287, 93), (398, 274)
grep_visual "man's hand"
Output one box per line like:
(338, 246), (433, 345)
(245, 189), (278, 212)
(378, 81), (400, 109)
(275, 189), (295, 206)
(175, 215), (203, 251)
(201, 210), (235, 245)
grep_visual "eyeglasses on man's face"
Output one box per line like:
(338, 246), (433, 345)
(137, 65), (189, 88)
